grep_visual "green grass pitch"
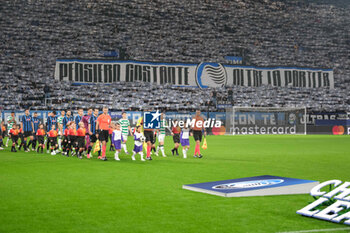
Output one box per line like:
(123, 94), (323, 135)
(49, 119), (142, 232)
(0, 135), (349, 233)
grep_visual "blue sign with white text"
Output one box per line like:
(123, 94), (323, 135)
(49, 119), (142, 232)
(143, 110), (161, 129)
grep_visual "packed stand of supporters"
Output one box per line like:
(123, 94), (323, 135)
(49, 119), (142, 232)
(0, 0), (349, 112)
(1, 78), (349, 112)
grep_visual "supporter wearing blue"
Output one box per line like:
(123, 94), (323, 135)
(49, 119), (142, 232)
(21, 109), (34, 152)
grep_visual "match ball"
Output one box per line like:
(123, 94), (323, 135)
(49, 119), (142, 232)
(140, 136), (146, 142)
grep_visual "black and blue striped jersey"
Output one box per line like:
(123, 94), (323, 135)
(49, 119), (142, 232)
(63, 115), (74, 131)
(89, 115), (98, 134)
(21, 115), (33, 132)
(63, 116), (74, 127)
(47, 116), (58, 131)
(75, 115), (82, 129)
(32, 117), (41, 132)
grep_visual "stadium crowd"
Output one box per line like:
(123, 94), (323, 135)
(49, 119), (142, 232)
(0, 0), (349, 112)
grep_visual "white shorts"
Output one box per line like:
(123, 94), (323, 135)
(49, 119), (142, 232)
(122, 134), (128, 142)
(158, 134), (165, 143)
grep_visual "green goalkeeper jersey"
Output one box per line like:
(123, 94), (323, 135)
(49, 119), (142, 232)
(118, 118), (130, 136)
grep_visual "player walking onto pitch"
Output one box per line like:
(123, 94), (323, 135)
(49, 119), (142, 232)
(75, 108), (84, 130)
(118, 112), (133, 154)
(132, 126), (145, 161)
(57, 110), (66, 150)
(155, 112), (167, 157)
(191, 109), (206, 158)
(82, 108), (92, 152)
(21, 109), (35, 152)
(6, 111), (16, 147)
(111, 122), (123, 161)
(96, 107), (112, 161)
(62, 110), (74, 128)
(30, 112), (41, 151)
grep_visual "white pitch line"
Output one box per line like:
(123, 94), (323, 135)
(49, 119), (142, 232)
(277, 227), (350, 233)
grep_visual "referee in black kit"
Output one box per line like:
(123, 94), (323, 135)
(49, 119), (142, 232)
(21, 109), (35, 152)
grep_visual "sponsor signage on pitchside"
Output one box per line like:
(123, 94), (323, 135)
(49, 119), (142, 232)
(333, 125), (345, 135)
(297, 180), (350, 225)
(183, 175), (319, 197)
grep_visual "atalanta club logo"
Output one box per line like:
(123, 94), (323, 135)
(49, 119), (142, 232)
(212, 179), (284, 190)
(288, 113), (296, 125)
(196, 62), (227, 88)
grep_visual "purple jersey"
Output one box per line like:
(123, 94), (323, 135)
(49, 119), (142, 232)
(180, 129), (190, 146)
(82, 115), (91, 133)
(112, 130), (124, 144)
(112, 130), (124, 150)
(133, 132), (143, 146)
(133, 132), (143, 152)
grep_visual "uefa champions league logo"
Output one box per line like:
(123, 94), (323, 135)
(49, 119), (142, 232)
(144, 110), (161, 129)
(195, 62), (227, 89)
